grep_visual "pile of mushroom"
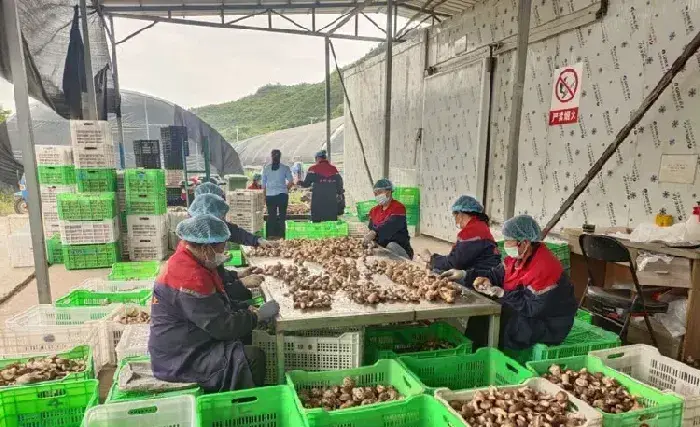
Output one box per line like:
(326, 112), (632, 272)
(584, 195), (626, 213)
(297, 377), (401, 410)
(114, 307), (150, 324)
(247, 237), (374, 262)
(365, 259), (460, 303)
(447, 386), (587, 427)
(0, 356), (87, 386)
(541, 365), (643, 413)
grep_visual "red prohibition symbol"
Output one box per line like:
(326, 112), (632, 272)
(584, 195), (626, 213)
(555, 68), (578, 103)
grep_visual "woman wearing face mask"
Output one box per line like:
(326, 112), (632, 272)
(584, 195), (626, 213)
(363, 179), (413, 259)
(426, 196), (501, 286)
(149, 214), (280, 391)
(460, 215), (576, 351)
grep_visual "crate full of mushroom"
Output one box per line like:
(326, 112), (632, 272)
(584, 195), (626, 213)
(0, 345), (93, 387)
(287, 359), (424, 423)
(434, 378), (602, 427)
(106, 305), (152, 363)
(526, 356), (684, 427)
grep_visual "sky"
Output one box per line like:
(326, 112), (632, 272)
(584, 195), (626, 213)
(0, 14), (400, 112)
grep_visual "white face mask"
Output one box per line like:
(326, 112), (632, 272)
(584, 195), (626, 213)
(504, 246), (520, 258)
(375, 193), (390, 206)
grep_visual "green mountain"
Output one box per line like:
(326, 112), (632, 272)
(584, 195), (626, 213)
(193, 72), (345, 143)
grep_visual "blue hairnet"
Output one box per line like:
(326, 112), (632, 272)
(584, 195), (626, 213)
(176, 214), (231, 244)
(451, 195), (484, 214)
(188, 193), (229, 218)
(253, 173), (262, 181)
(373, 179), (393, 191)
(502, 215), (542, 242)
(315, 149), (327, 159)
(195, 182), (225, 199)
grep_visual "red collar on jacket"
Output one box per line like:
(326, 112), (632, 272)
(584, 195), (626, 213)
(369, 199), (406, 225)
(156, 242), (224, 295)
(309, 160), (338, 178)
(457, 217), (495, 242)
(503, 244), (563, 292)
(248, 182), (261, 189)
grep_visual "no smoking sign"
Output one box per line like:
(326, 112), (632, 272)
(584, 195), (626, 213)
(549, 63), (583, 126)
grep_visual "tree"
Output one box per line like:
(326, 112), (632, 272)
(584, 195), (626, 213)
(0, 105), (11, 124)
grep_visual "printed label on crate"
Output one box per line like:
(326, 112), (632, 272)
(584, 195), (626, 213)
(35, 145), (73, 166)
(70, 120), (112, 146)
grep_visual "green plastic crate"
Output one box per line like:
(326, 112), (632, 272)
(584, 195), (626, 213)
(392, 187), (420, 207)
(0, 345), (94, 386)
(286, 221), (349, 240)
(62, 242), (120, 270)
(56, 192), (117, 221)
(75, 168), (117, 192)
(124, 169), (166, 195)
(125, 194), (167, 215)
(364, 321), (472, 365)
(505, 318), (621, 364)
(0, 379), (98, 427)
(46, 234), (63, 265)
(356, 200), (377, 222)
(55, 289), (152, 307)
(106, 356), (201, 403)
(287, 360), (424, 422)
(301, 395), (462, 427)
(225, 174), (249, 190)
(245, 296), (265, 307)
(399, 347), (533, 394)
(197, 385), (306, 427)
(576, 308), (593, 324)
(224, 249), (244, 267)
(527, 356), (684, 427)
(405, 207), (419, 226)
(108, 261), (161, 281)
(37, 165), (76, 185)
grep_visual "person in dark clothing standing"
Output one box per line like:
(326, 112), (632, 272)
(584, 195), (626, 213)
(262, 149), (293, 238)
(363, 179), (413, 259)
(149, 214), (280, 390)
(427, 195), (502, 287)
(300, 150), (344, 222)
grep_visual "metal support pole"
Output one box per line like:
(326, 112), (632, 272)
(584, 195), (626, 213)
(503, 0), (532, 219)
(182, 146), (190, 207)
(382, 1), (394, 179)
(109, 16), (126, 169)
(3, 0), (52, 303)
(79, 0), (98, 120)
(324, 37), (332, 162)
(203, 137), (211, 181)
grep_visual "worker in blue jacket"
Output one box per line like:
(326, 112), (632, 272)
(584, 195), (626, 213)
(425, 196), (501, 287)
(149, 214), (279, 390)
(363, 179), (413, 259)
(445, 215), (576, 350)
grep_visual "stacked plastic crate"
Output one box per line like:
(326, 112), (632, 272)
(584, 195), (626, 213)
(36, 145), (76, 239)
(125, 169), (169, 261)
(226, 190), (265, 234)
(133, 139), (161, 169)
(117, 171), (129, 260)
(161, 126), (187, 207)
(56, 192), (120, 270)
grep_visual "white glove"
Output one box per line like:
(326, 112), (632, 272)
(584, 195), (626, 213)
(257, 238), (276, 248)
(477, 285), (504, 298)
(257, 300), (280, 322)
(440, 269), (466, 281)
(241, 275), (265, 288)
(363, 230), (377, 244)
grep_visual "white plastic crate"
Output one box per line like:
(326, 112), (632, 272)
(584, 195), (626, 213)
(165, 169), (184, 186)
(83, 395), (197, 427)
(590, 345), (700, 427)
(129, 236), (168, 261)
(115, 324), (150, 362)
(5, 304), (115, 330)
(42, 202), (60, 223)
(74, 278), (154, 293)
(40, 184), (75, 204)
(227, 190), (265, 213)
(434, 378), (603, 427)
(42, 218), (61, 238)
(253, 327), (363, 385)
(107, 305), (152, 363)
(35, 145), (73, 165)
(0, 322), (107, 369)
(127, 214), (168, 239)
(8, 232), (33, 268)
(167, 210), (188, 232)
(226, 211), (264, 234)
(70, 120), (113, 146)
(74, 143), (116, 168)
(59, 217), (119, 244)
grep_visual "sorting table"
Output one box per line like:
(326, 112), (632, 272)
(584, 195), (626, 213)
(244, 247), (502, 384)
